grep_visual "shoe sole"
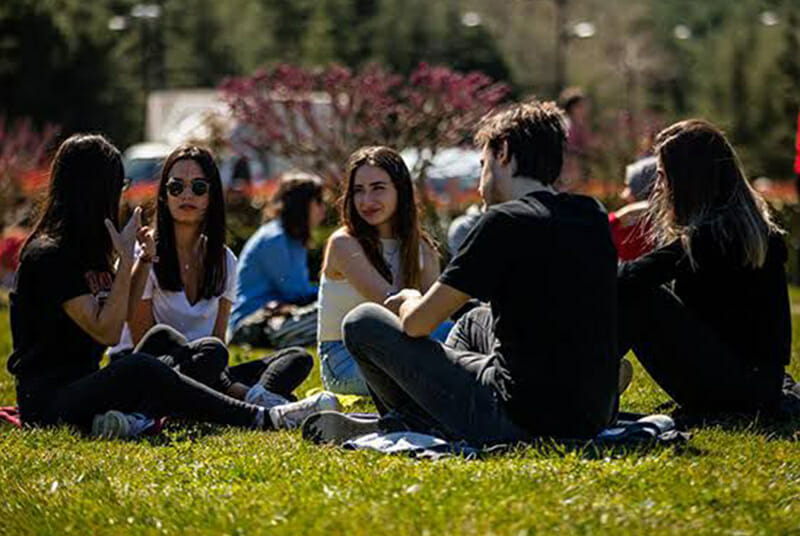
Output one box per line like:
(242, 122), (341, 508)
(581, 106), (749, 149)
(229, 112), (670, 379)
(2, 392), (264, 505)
(91, 411), (129, 439)
(619, 358), (634, 394)
(301, 411), (381, 445)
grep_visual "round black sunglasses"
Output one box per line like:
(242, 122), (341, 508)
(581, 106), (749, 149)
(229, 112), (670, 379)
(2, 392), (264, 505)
(166, 178), (210, 197)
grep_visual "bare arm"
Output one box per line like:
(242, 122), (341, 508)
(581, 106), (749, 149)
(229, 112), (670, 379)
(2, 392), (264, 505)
(613, 200), (649, 226)
(129, 299), (155, 346)
(419, 242), (441, 292)
(325, 231), (394, 305)
(127, 259), (152, 319)
(63, 257), (134, 346)
(213, 298), (232, 342)
(386, 282), (470, 338)
(127, 226), (157, 319)
(62, 208), (143, 346)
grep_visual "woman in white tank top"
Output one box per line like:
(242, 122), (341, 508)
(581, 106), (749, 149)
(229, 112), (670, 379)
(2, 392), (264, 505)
(318, 146), (450, 395)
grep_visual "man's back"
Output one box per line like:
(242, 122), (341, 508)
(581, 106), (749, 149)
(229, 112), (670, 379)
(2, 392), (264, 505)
(441, 190), (618, 438)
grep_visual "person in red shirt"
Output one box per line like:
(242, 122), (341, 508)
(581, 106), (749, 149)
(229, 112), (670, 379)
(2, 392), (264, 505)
(608, 156), (657, 261)
(794, 109), (799, 193)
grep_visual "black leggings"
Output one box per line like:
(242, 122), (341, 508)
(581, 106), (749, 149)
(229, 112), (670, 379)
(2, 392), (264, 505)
(133, 325), (230, 389)
(18, 354), (262, 432)
(223, 347), (313, 401)
(129, 325), (313, 400)
(619, 284), (784, 412)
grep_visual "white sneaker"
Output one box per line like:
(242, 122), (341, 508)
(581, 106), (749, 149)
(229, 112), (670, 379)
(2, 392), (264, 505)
(268, 391), (341, 429)
(245, 384), (289, 409)
(91, 411), (154, 439)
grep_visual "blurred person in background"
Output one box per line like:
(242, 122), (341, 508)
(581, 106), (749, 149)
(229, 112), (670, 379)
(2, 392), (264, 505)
(559, 87), (592, 187)
(608, 156), (657, 261)
(447, 203), (483, 257)
(228, 173), (325, 347)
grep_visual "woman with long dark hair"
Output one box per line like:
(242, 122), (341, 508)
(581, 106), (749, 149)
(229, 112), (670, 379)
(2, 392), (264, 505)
(112, 145), (313, 406)
(318, 146), (445, 395)
(618, 119), (797, 413)
(7, 134), (338, 438)
(228, 172), (326, 341)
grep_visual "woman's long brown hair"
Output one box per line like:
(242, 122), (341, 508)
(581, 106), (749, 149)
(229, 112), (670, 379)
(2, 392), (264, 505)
(647, 119), (782, 268)
(339, 146), (433, 290)
(23, 134), (124, 270)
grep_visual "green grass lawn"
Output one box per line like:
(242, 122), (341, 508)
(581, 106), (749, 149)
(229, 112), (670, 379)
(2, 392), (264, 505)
(1, 295), (799, 535)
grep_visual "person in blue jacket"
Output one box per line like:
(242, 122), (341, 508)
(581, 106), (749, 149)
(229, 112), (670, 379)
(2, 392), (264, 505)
(229, 173), (326, 339)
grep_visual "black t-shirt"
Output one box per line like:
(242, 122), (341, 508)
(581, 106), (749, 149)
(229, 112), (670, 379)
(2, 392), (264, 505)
(7, 237), (113, 390)
(618, 227), (791, 369)
(440, 190), (618, 438)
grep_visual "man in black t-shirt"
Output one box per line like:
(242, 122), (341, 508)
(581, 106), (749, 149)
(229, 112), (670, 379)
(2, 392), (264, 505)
(304, 101), (619, 445)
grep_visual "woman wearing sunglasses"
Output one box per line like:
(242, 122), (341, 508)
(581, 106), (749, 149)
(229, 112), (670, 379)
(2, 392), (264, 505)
(114, 145), (316, 409)
(8, 135), (338, 439)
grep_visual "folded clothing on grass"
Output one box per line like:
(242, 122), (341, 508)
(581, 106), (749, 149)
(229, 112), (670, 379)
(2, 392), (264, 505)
(340, 413), (691, 460)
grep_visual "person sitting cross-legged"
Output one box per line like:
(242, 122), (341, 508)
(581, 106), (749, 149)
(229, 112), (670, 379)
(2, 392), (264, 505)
(8, 135), (339, 440)
(303, 101), (627, 447)
(617, 119), (799, 415)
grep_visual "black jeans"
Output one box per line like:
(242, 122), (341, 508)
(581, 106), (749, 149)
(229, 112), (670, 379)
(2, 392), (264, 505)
(342, 303), (531, 446)
(129, 325), (313, 400)
(223, 347), (314, 400)
(618, 284), (784, 412)
(17, 355), (262, 432)
(133, 325), (230, 390)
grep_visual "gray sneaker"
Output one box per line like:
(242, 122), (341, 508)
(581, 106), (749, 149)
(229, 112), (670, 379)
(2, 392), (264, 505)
(301, 411), (382, 445)
(245, 384), (289, 409)
(268, 391), (341, 429)
(91, 411), (154, 439)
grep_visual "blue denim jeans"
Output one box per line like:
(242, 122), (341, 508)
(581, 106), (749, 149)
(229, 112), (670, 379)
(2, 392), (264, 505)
(319, 340), (370, 396)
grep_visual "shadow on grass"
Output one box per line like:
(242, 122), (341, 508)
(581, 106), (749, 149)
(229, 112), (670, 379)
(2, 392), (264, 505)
(669, 409), (800, 441)
(135, 420), (231, 447)
(491, 437), (704, 461)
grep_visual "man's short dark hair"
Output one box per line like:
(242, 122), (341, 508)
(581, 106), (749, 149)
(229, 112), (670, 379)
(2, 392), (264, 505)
(474, 101), (567, 185)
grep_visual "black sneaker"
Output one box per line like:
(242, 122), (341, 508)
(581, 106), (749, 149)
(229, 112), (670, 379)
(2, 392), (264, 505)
(301, 411), (382, 445)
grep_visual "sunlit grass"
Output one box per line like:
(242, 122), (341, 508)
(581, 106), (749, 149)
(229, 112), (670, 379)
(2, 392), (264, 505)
(1, 291), (799, 535)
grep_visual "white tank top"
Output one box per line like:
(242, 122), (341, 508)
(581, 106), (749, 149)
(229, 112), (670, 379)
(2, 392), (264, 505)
(318, 238), (410, 342)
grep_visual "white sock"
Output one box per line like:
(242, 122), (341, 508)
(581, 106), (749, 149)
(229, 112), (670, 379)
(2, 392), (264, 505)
(268, 406), (285, 428)
(253, 407), (266, 429)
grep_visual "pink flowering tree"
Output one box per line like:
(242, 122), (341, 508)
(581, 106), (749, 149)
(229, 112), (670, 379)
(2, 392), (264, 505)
(219, 63), (510, 190)
(0, 117), (59, 221)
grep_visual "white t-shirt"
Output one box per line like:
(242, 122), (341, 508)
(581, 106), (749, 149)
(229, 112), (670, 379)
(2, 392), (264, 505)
(111, 247), (238, 352)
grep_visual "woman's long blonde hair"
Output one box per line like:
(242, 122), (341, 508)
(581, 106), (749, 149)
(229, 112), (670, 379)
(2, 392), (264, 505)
(647, 119), (782, 268)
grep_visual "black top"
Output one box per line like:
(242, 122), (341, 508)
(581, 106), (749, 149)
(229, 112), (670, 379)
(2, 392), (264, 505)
(618, 227), (791, 369)
(7, 237), (113, 389)
(440, 190), (619, 439)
